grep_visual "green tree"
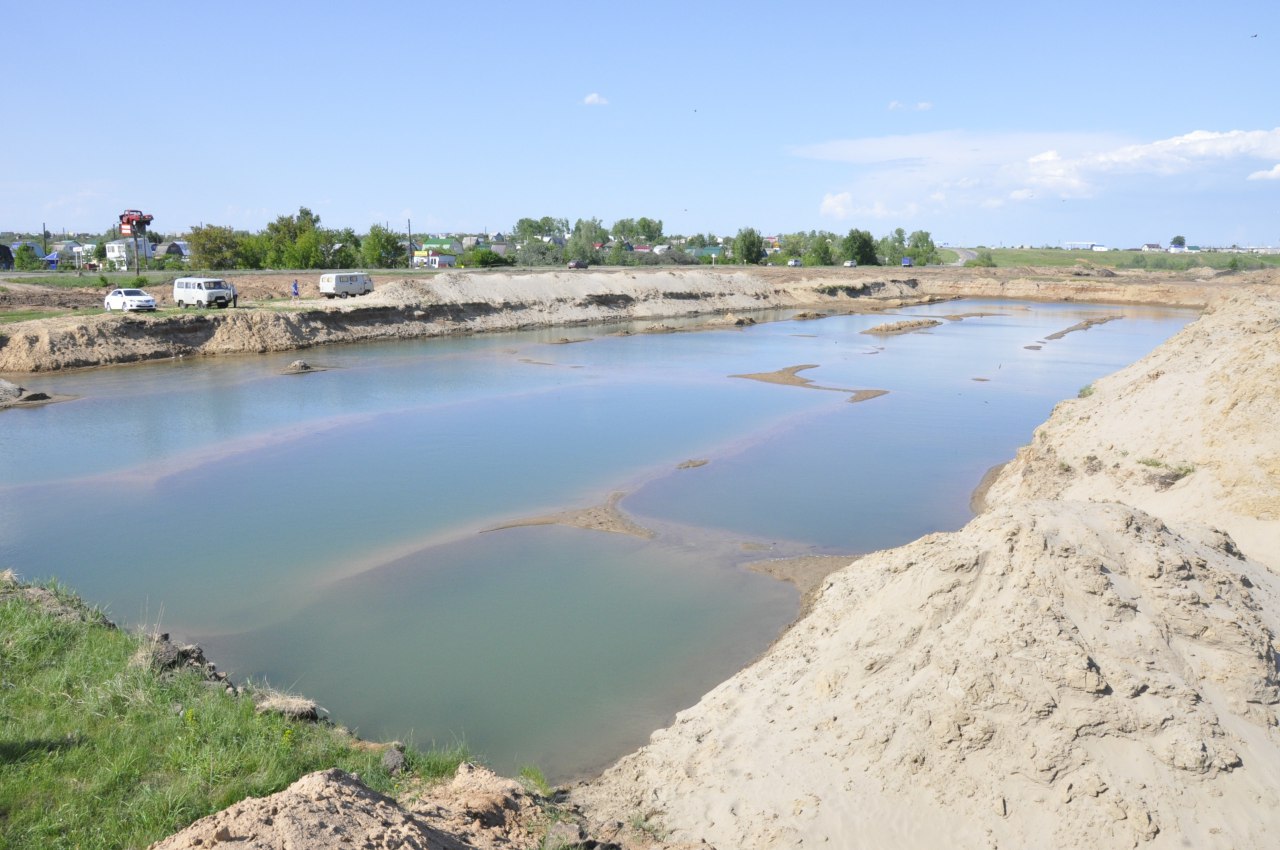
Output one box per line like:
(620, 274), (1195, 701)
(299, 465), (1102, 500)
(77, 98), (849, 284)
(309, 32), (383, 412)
(778, 233), (807, 257)
(13, 244), (42, 270)
(611, 218), (638, 243)
(877, 228), (908, 265)
(320, 228), (360, 268)
(635, 217), (663, 244)
(1171, 235), (1186, 248)
(566, 218), (607, 263)
(93, 241), (108, 262)
(804, 231), (836, 266)
(285, 228), (326, 269)
(515, 239), (564, 266)
(839, 228), (879, 266)
(607, 241), (632, 265)
(513, 216), (569, 243)
(264, 207), (323, 268)
(186, 224), (244, 270)
(733, 228), (765, 265)
(906, 230), (939, 265)
(236, 232), (269, 269)
(361, 224), (404, 268)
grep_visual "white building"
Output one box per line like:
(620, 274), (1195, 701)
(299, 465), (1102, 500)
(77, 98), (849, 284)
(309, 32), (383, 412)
(105, 238), (156, 270)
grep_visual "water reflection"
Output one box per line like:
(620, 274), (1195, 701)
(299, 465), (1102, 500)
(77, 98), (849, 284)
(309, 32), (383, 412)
(0, 300), (1193, 779)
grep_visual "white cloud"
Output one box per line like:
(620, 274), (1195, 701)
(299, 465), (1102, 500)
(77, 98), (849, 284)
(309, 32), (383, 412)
(888, 100), (932, 111)
(798, 127), (1280, 222)
(820, 193), (918, 221)
(583, 92), (609, 106)
(820, 192), (853, 218)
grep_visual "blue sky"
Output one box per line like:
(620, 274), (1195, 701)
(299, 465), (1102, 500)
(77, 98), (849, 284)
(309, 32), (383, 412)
(4, 1), (1277, 248)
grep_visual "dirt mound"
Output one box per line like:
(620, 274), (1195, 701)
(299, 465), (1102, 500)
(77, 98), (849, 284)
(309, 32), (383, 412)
(574, 501), (1280, 849)
(571, 291), (1280, 849)
(147, 762), (582, 850)
(147, 768), (469, 850)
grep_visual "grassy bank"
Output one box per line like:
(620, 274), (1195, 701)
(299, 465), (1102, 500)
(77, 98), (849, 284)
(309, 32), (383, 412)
(970, 247), (1280, 270)
(0, 573), (468, 850)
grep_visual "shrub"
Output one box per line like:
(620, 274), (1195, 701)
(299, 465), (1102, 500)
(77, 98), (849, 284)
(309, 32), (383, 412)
(460, 248), (514, 268)
(965, 248), (997, 268)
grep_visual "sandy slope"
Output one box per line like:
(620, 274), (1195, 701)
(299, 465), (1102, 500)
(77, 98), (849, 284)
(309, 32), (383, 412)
(983, 288), (1280, 572)
(572, 288), (1280, 849)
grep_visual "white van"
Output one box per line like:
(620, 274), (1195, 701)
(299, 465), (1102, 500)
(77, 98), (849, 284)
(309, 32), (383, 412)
(318, 272), (373, 299)
(173, 277), (234, 308)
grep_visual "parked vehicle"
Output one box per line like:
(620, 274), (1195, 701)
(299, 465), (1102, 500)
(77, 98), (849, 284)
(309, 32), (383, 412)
(786, 258), (802, 267)
(567, 259), (589, 269)
(104, 288), (157, 312)
(843, 260), (857, 267)
(173, 277), (234, 308)
(901, 257), (914, 267)
(318, 272), (374, 298)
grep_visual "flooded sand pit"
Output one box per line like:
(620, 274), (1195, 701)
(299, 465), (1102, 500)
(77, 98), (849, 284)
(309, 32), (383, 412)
(0, 299), (1195, 781)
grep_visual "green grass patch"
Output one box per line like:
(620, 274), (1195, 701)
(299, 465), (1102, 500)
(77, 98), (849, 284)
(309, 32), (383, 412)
(519, 764), (554, 798)
(1, 271), (179, 290)
(1, 309), (67, 324)
(965, 247), (1280, 271)
(1077, 384), (1095, 398)
(0, 576), (468, 850)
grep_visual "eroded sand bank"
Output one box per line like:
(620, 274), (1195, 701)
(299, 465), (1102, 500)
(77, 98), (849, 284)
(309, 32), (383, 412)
(572, 287), (1280, 849)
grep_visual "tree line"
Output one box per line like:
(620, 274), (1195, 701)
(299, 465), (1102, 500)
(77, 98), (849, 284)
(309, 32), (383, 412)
(42, 208), (940, 271)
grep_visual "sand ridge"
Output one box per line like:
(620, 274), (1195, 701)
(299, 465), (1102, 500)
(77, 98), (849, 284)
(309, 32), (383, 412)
(571, 287), (1280, 849)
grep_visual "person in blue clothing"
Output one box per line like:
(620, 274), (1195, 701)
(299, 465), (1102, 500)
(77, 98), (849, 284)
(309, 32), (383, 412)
(291, 279), (299, 299)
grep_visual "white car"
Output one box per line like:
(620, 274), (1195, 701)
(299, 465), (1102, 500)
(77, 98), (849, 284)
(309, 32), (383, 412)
(786, 258), (802, 267)
(843, 260), (857, 267)
(104, 288), (157, 312)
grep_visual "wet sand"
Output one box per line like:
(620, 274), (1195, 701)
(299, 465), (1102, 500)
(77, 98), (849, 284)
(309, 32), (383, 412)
(861, 318), (943, 335)
(731, 364), (888, 404)
(482, 492), (656, 539)
(1044, 315), (1121, 339)
(969, 461), (1009, 513)
(942, 312), (1008, 321)
(745, 554), (858, 604)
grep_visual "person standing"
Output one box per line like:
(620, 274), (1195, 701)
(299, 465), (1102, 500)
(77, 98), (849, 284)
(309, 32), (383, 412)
(230, 282), (238, 308)
(291, 279), (299, 299)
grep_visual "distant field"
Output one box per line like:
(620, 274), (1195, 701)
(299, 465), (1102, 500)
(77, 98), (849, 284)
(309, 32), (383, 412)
(971, 248), (1280, 271)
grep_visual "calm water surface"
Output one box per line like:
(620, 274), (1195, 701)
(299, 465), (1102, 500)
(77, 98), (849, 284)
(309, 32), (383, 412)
(0, 300), (1193, 779)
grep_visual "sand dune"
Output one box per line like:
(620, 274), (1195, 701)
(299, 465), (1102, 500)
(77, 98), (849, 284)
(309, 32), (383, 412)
(573, 288), (1280, 849)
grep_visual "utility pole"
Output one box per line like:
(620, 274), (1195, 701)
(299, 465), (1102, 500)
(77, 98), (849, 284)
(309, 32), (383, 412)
(407, 218), (413, 269)
(118, 210), (154, 276)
